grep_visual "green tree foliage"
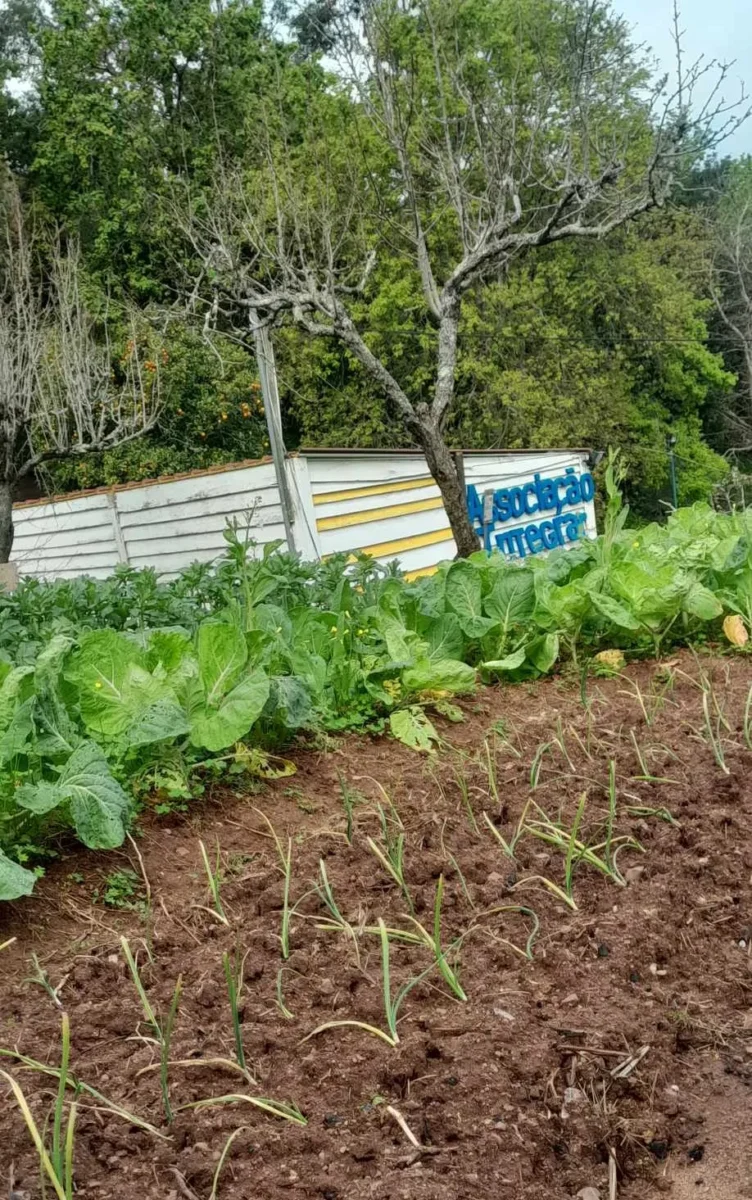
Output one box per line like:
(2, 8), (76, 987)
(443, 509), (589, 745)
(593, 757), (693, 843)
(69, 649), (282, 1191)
(46, 331), (270, 491)
(33, 0), (269, 292)
(0, 0), (744, 515)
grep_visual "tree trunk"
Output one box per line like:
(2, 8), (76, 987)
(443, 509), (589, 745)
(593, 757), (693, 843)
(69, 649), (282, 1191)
(417, 420), (479, 558)
(0, 480), (14, 564)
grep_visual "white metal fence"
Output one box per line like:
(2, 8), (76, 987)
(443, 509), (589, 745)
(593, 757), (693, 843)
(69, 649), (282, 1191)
(12, 448), (596, 580)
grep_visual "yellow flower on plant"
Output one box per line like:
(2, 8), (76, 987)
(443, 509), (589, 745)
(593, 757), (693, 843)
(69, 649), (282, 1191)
(330, 625), (338, 634)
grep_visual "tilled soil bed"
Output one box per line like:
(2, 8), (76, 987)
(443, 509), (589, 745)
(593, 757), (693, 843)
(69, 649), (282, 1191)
(2, 651), (752, 1200)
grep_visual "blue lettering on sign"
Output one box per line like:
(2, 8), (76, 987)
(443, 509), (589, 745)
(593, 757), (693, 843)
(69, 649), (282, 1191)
(467, 466), (595, 559)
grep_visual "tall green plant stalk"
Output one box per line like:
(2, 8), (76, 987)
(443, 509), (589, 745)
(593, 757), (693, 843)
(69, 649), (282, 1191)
(120, 937), (181, 1124)
(199, 839), (229, 925)
(254, 810), (294, 958)
(366, 805), (414, 915)
(301, 920), (438, 1048)
(223, 951), (247, 1072)
(405, 875), (467, 1001)
(1, 1014), (77, 1200)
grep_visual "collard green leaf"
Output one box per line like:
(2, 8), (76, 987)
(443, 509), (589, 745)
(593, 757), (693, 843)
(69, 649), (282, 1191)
(126, 699), (191, 747)
(15, 779), (63, 815)
(402, 658), (476, 695)
(190, 670), (270, 751)
(268, 676), (312, 729)
(526, 632), (560, 675)
(35, 634), (76, 684)
(0, 849), (37, 901)
(0, 697), (34, 764)
(424, 613), (464, 662)
(444, 561), (497, 639)
(146, 629), (193, 674)
(481, 646), (527, 674)
(0, 666), (34, 732)
(66, 631), (155, 737)
(389, 706), (438, 752)
(33, 690), (79, 756)
(484, 571), (535, 628)
(196, 623), (248, 706)
(57, 740), (130, 849)
(683, 582), (723, 621)
(587, 590), (640, 630)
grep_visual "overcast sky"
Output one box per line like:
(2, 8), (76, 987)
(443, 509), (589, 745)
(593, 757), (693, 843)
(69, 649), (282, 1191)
(618, 0), (751, 155)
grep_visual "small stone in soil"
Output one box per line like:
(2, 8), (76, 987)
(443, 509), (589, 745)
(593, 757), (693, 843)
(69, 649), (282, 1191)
(688, 1145), (705, 1162)
(646, 1140), (669, 1160)
(324, 1114), (344, 1127)
(575, 1189), (601, 1200)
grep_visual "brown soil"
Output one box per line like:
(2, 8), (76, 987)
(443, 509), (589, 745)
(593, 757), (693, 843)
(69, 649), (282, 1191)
(2, 651), (752, 1200)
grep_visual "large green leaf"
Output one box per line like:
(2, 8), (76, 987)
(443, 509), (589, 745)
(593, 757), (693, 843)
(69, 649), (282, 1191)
(484, 571), (535, 628)
(196, 623), (248, 705)
(481, 646), (527, 674)
(683, 582), (722, 621)
(389, 706), (438, 752)
(526, 632), (560, 675)
(445, 561), (495, 638)
(190, 670), (270, 751)
(146, 629), (194, 675)
(0, 666), (34, 732)
(66, 631), (157, 738)
(35, 634), (76, 684)
(268, 676), (312, 729)
(33, 690), (79, 756)
(0, 850), (37, 901)
(402, 658), (476, 695)
(587, 590), (640, 630)
(424, 614), (464, 661)
(58, 741), (131, 849)
(377, 614), (416, 663)
(0, 698), (34, 764)
(15, 780), (63, 815)
(126, 699), (191, 747)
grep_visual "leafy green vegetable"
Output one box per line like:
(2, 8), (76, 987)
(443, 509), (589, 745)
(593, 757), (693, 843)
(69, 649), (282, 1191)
(389, 707), (439, 752)
(190, 671), (270, 751)
(0, 850), (36, 901)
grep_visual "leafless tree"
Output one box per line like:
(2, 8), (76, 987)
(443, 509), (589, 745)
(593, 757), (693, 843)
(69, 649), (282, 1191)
(0, 166), (162, 562)
(181, 0), (747, 555)
(709, 159), (752, 454)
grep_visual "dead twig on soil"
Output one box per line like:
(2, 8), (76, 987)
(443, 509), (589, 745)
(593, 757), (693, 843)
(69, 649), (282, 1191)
(611, 1045), (650, 1079)
(385, 1104), (421, 1149)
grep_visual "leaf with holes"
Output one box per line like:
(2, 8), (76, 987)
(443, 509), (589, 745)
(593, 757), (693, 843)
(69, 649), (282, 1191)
(389, 706), (438, 752)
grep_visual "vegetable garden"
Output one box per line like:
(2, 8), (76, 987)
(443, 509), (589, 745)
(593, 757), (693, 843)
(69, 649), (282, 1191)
(2, 468), (752, 1198)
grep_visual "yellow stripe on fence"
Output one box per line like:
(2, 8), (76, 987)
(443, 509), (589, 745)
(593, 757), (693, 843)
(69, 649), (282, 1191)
(317, 496), (445, 532)
(359, 526), (453, 559)
(313, 476), (434, 505)
(404, 564), (440, 582)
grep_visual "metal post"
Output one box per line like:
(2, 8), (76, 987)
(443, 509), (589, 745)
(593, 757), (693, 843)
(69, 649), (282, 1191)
(667, 435), (678, 510)
(251, 317), (297, 554)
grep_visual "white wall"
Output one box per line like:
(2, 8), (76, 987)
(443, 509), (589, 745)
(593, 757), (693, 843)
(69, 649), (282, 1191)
(306, 449), (595, 580)
(12, 449), (596, 581)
